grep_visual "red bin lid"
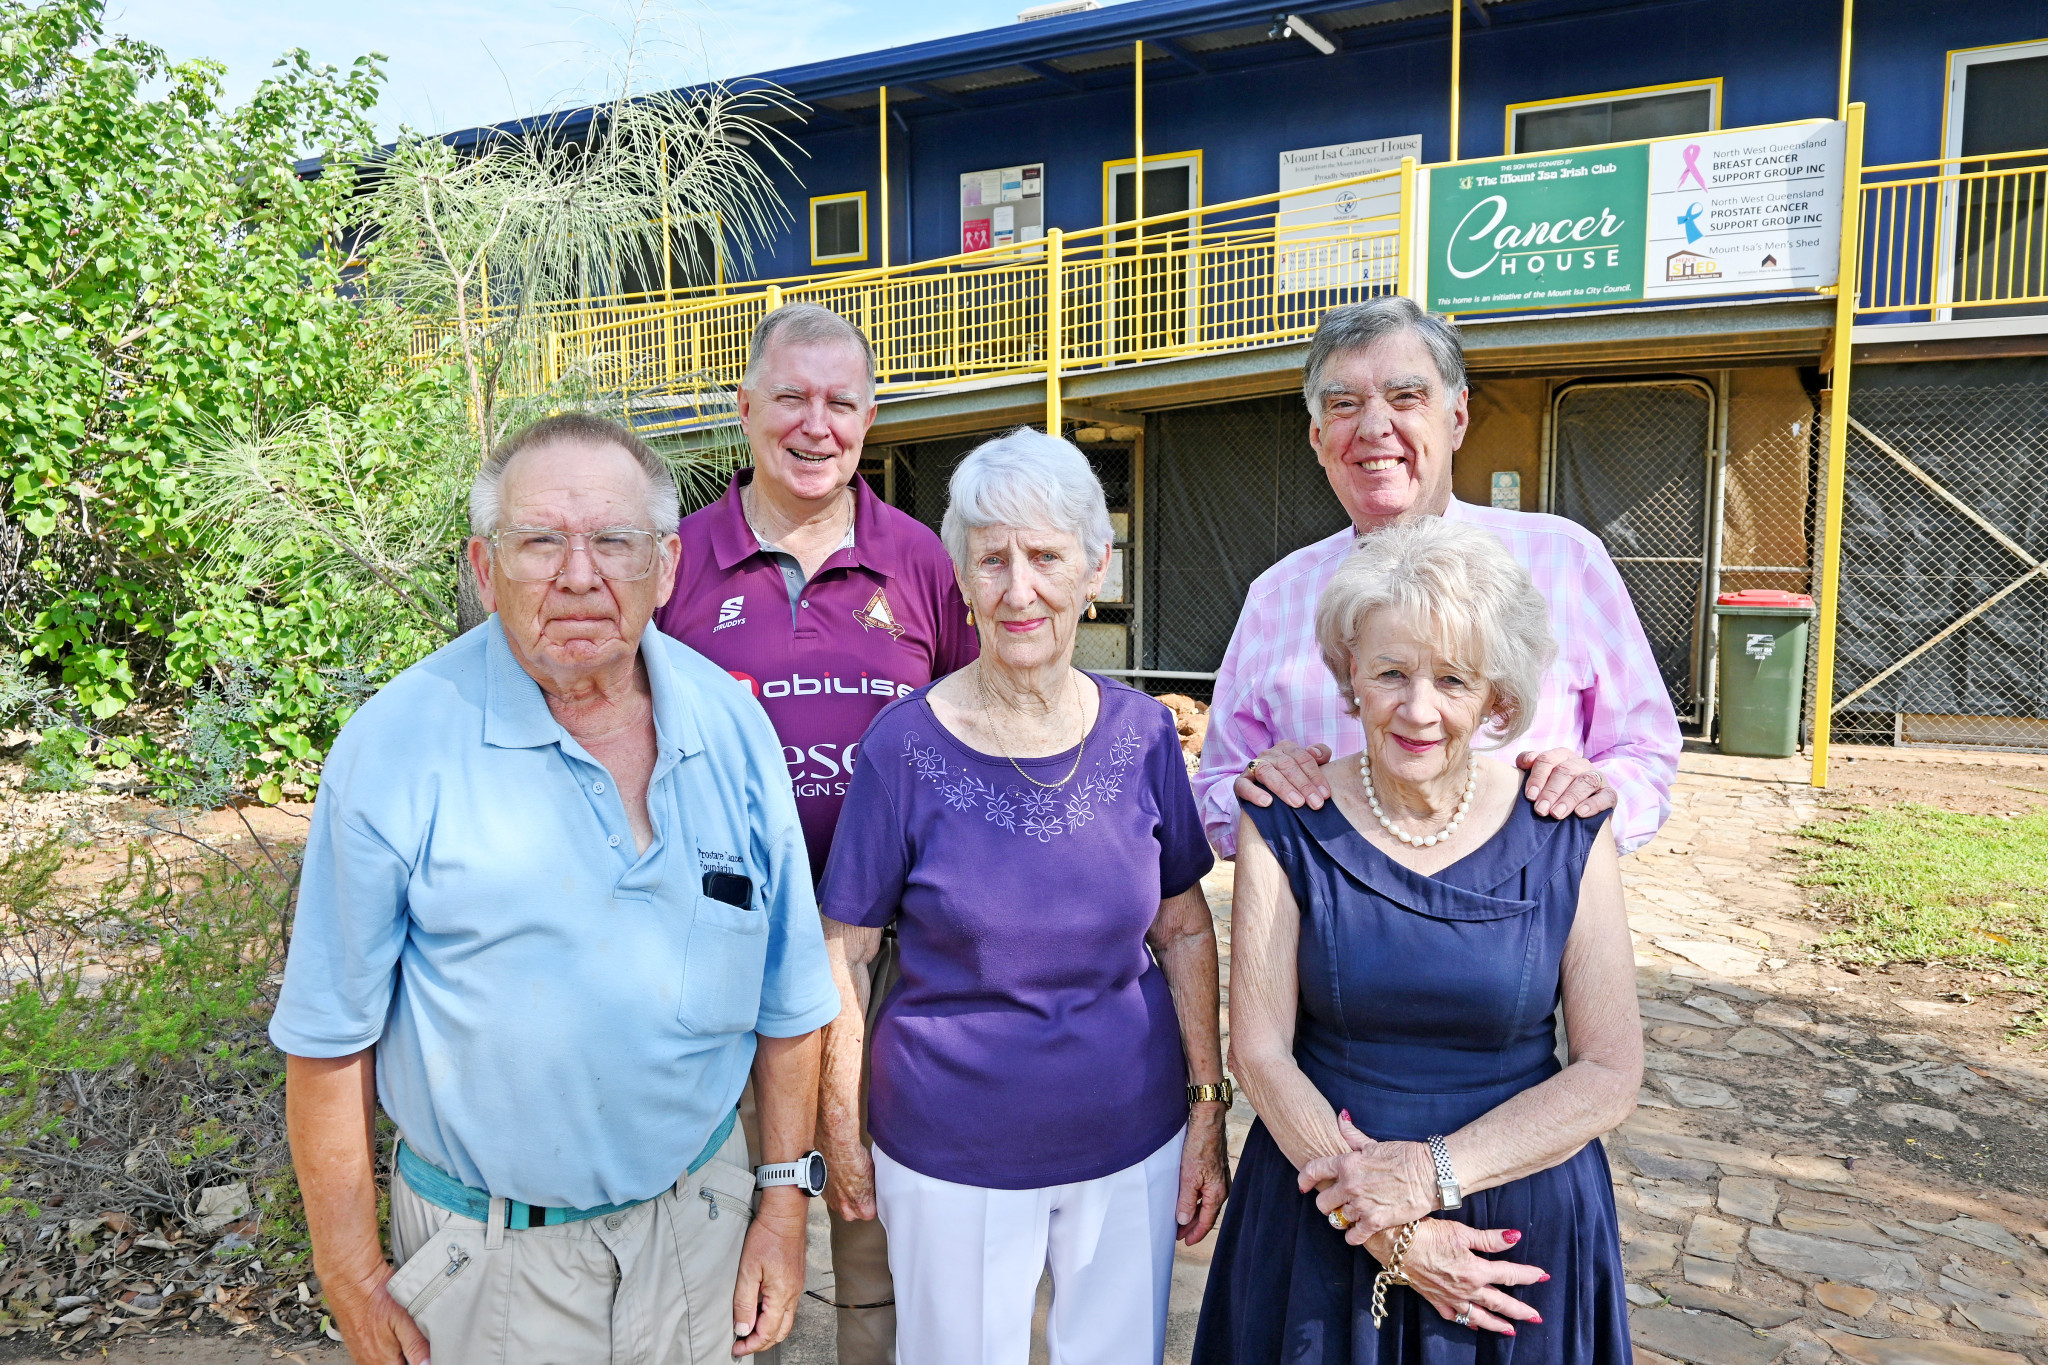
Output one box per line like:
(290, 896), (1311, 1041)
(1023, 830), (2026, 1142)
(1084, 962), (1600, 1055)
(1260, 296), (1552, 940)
(1716, 589), (1814, 608)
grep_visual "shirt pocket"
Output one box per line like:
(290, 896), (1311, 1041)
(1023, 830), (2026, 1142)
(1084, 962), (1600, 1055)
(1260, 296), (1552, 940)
(677, 893), (770, 1034)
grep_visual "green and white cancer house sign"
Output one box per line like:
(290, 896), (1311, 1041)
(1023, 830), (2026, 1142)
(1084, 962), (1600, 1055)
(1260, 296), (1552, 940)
(1425, 147), (1650, 313)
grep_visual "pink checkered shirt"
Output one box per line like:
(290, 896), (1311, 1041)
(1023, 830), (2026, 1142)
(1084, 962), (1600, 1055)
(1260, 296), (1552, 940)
(1196, 499), (1680, 857)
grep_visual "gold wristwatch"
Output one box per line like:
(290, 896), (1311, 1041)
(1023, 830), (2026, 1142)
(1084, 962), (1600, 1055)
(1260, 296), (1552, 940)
(1187, 1080), (1234, 1106)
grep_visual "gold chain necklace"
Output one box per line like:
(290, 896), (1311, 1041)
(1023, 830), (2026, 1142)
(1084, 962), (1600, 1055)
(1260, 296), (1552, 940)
(975, 662), (1088, 789)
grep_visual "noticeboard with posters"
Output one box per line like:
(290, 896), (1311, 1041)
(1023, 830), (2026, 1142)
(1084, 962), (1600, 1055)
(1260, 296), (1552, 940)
(961, 164), (1044, 253)
(1419, 120), (1842, 314)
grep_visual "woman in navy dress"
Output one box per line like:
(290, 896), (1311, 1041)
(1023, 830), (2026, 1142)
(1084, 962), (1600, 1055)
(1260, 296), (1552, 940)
(1193, 518), (1643, 1365)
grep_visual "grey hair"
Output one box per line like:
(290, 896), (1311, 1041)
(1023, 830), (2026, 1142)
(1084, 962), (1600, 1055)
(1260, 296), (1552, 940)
(1302, 296), (1467, 416)
(468, 412), (681, 537)
(740, 302), (876, 397)
(1315, 517), (1554, 747)
(940, 427), (1114, 571)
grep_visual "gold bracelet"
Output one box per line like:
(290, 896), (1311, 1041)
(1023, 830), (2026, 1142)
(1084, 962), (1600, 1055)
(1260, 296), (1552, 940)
(1369, 1219), (1421, 1330)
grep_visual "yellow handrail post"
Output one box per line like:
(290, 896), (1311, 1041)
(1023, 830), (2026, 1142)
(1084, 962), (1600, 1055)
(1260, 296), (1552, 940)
(1449, 0), (1462, 162)
(766, 284), (783, 314)
(1396, 155), (1417, 298)
(1837, 0), (1854, 120)
(1809, 100), (1866, 790)
(547, 328), (559, 388)
(1045, 227), (1064, 433)
(879, 87), (891, 271)
(1134, 41), (1145, 247)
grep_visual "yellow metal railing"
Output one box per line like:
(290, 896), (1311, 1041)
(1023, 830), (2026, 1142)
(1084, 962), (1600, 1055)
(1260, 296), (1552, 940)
(422, 128), (2048, 436)
(536, 169), (1408, 433)
(1857, 145), (2048, 316)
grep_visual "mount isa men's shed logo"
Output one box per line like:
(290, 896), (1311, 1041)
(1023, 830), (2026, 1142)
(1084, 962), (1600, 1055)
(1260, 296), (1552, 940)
(1428, 145), (1650, 314)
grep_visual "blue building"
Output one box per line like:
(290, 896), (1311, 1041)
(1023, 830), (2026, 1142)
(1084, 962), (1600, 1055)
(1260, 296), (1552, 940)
(494, 0), (2048, 753)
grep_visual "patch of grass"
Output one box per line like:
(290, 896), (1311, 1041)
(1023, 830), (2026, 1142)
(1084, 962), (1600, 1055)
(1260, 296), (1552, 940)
(1795, 803), (2048, 977)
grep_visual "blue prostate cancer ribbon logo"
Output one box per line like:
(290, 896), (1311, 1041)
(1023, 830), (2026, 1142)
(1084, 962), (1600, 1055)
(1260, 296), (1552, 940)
(1677, 202), (1705, 245)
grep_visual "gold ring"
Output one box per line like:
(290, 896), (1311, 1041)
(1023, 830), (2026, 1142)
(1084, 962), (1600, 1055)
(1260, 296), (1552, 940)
(1244, 759), (1262, 777)
(1327, 1208), (1351, 1231)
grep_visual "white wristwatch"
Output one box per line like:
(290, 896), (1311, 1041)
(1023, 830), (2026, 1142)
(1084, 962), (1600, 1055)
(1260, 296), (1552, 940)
(1427, 1134), (1462, 1210)
(754, 1151), (828, 1197)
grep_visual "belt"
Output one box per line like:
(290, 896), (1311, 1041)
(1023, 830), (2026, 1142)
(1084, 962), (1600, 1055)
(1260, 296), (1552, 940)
(397, 1108), (738, 1231)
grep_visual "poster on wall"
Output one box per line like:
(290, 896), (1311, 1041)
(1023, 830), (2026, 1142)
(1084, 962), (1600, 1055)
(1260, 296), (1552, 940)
(961, 163), (1043, 252)
(1420, 120), (1844, 314)
(1276, 134), (1421, 292)
(1643, 122), (1843, 299)
(1426, 147), (1650, 313)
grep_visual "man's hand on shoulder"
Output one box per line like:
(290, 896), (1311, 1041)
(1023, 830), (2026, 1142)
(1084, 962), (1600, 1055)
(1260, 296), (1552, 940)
(1516, 748), (1617, 819)
(325, 1262), (430, 1365)
(731, 1188), (808, 1357)
(1233, 742), (1334, 811)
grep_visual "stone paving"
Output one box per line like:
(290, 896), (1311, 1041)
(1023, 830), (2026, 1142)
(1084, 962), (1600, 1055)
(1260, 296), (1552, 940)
(1611, 749), (2048, 1365)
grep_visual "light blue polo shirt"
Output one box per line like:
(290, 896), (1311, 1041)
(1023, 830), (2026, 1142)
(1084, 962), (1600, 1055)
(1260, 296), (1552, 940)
(269, 618), (841, 1209)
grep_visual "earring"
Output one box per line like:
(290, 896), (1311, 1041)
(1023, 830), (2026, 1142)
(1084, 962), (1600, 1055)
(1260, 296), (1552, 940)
(966, 609), (975, 626)
(1086, 597), (1098, 620)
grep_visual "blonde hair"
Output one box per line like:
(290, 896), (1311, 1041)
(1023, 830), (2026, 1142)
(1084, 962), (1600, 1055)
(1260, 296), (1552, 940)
(1314, 518), (1555, 746)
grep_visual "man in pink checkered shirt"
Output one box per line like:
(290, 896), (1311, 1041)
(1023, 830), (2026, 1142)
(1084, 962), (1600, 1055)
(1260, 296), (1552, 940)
(1196, 298), (1680, 858)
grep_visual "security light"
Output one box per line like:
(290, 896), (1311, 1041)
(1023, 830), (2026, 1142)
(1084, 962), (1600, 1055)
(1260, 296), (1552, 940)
(1284, 14), (1338, 55)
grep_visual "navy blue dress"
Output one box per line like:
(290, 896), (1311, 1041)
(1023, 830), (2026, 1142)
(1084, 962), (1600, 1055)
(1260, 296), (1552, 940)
(1192, 793), (1630, 1365)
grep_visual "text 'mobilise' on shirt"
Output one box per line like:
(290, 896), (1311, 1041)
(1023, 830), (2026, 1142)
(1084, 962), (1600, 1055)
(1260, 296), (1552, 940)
(658, 471), (978, 880)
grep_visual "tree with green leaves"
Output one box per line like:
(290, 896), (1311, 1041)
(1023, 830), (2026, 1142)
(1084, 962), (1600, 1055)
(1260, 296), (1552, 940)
(0, 0), (395, 726)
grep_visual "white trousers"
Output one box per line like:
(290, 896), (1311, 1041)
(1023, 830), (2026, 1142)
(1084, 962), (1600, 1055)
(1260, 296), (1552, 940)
(873, 1127), (1185, 1365)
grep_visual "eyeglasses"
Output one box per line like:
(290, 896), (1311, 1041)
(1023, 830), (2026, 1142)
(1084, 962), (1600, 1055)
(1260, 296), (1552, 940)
(487, 527), (665, 582)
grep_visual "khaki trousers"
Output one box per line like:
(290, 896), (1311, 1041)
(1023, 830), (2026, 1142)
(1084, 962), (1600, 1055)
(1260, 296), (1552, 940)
(386, 1124), (763, 1365)
(827, 931), (900, 1365)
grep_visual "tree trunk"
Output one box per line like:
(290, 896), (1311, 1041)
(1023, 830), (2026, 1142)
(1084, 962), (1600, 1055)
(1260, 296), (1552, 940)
(456, 551), (489, 634)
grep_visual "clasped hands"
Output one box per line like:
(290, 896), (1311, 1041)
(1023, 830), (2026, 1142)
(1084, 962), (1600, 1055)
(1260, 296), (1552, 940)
(1299, 1112), (1547, 1337)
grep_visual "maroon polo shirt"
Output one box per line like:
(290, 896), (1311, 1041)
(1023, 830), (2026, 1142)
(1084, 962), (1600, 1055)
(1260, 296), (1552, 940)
(659, 470), (979, 880)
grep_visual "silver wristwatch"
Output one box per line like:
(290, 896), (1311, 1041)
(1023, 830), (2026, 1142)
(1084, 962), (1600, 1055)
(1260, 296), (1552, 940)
(754, 1151), (827, 1196)
(1427, 1134), (1462, 1210)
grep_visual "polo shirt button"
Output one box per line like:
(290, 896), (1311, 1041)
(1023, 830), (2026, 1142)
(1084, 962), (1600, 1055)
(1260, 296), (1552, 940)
(801, 600), (810, 608)
(593, 781), (605, 793)
(608, 835), (621, 848)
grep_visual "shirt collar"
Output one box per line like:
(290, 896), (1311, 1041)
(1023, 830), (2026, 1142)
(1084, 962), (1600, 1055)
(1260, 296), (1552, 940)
(482, 616), (704, 760)
(709, 467), (903, 579)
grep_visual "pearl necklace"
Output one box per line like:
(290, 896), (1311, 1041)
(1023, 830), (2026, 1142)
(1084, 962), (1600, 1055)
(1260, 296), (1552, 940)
(1360, 749), (1478, 848)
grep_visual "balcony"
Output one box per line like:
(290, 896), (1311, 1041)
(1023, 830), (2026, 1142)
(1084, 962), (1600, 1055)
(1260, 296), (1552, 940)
(435, 119), (2048, 430)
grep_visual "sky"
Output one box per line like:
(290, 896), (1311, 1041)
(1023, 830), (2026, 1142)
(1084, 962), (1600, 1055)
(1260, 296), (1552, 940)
(103, 0), (1115, 140)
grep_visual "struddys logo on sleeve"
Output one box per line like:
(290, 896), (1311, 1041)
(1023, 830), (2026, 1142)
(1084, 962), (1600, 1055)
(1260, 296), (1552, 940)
(1427, 146), (1649, 313)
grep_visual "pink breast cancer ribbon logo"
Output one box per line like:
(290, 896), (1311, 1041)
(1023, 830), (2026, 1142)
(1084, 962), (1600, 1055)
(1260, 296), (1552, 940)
(1677, 143), (1708, 191)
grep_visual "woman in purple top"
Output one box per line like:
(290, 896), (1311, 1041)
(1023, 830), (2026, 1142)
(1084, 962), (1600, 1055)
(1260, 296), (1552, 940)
(817, 428), (1230, 1365)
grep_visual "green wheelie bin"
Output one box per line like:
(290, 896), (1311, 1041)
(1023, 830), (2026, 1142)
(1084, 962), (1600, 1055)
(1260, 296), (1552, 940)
(1713, 590), (1815, 758)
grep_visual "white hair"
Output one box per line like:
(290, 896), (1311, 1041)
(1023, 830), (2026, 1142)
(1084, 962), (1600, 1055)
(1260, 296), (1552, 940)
(940, 427), (1113, 570)
(469, 412), (679, 537)
(1314, 517), (1555, 746)
(740, 302), (876, 398)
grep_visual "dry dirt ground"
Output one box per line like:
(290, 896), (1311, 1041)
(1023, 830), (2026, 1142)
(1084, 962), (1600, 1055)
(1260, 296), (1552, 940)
(7, 742), (2046, 1363)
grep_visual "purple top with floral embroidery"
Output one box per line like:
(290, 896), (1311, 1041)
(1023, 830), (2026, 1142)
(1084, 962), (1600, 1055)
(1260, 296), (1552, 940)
(819, 675), (1214, 1189)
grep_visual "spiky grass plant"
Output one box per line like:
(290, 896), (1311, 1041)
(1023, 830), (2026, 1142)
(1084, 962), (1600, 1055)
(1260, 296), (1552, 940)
(366, 20), (799, 467)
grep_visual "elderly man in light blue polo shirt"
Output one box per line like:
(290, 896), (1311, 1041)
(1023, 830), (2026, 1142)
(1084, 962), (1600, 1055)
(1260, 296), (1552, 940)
(271, 412), (841, 1365)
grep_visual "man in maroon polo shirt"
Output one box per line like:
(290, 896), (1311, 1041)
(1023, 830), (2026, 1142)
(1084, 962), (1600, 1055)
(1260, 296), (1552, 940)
(657, 302), (974, 1365)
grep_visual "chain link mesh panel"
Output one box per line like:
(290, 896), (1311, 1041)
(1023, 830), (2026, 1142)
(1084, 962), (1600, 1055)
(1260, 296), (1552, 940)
(1143, 397), (1350, 697)
(1551, 382), (1714, 719)
(1717, 370), (1822, 743)
(1829, 373), (2048, 750)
